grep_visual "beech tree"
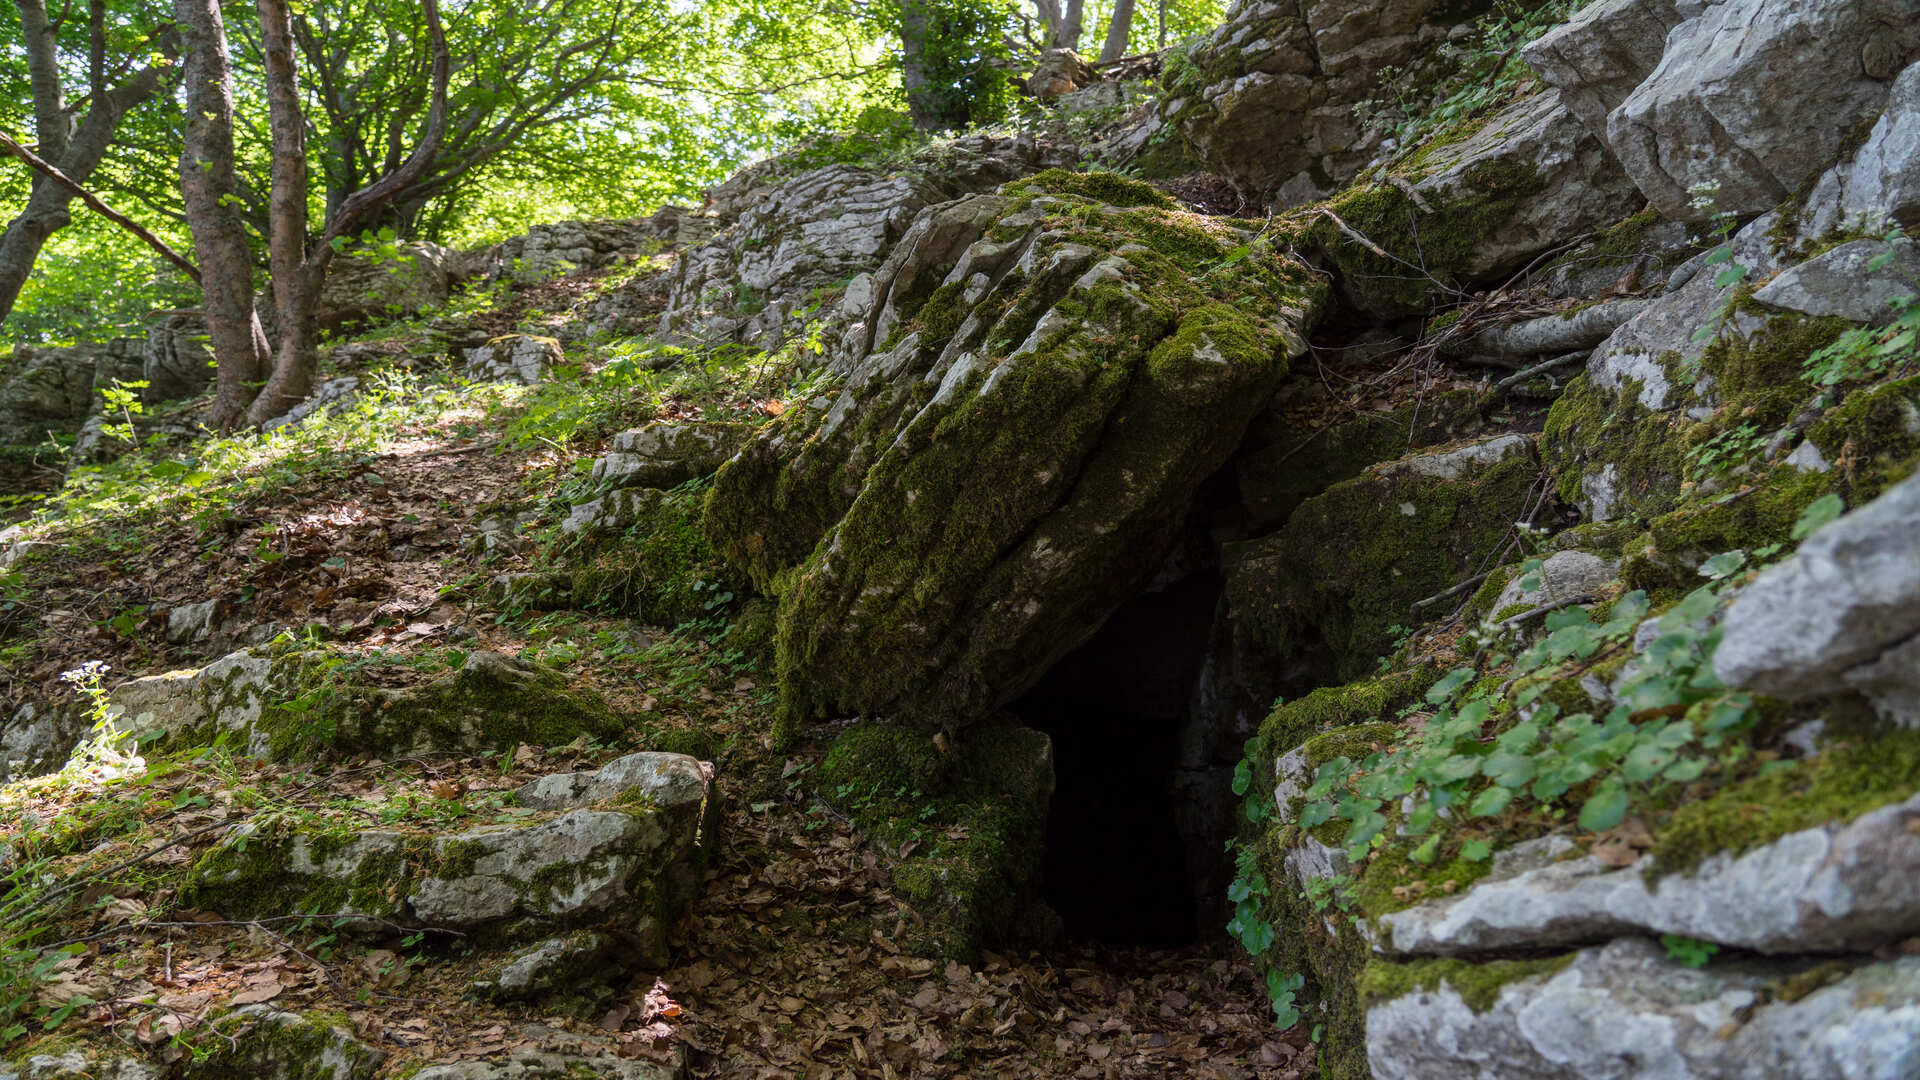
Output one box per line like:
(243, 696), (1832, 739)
(0, 0), (174, 323)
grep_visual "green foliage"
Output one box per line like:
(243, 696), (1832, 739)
(1659, 933), (1719, 968)
(1802, 229), (1920, 386)
(1357, 0), (1583, 151)
(1296, 494), (1850, 876)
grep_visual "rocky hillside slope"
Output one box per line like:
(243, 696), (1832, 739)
(3, 0), (1920, 1076)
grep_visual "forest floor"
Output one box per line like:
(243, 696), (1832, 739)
(0, 268), (1316, 1077)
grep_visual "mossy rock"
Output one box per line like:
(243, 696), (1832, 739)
(1226, 435), (1544, 682)
(708, 180), (1325, 729)
(1808, 374), (1920, 502)
(1249, 669), (1433, 787)
(182, 1007), (381, 1080)
(262, 649), (625, 760)
(1236, 388), (1487, 528)
(817, 721), (1056, 961)
(568, 481), (746, 626)
(1357, 954), (1575, 1014)
(1619, 466), (1833, 591)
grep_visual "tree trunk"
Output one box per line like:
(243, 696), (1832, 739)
(900, 0), (944, 131)
(0, 0), (166, 324)
(245, 0), (321, 426)
(1158, 0), (1168, 49)
(1055, 0), (1084, 50)
(1099, 0), (1136, 62)
(173, 0), (268, 431)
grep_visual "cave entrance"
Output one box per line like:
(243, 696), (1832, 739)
(1014, 571), (1222, 948)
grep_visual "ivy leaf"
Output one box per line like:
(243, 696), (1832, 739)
(1663, 758), (1709, 782)
(1300, 800), (1335, 828)
(1622, 742), (1675, 783)
(1469, 786), (1515, 817)
(1232, 758), (1253, 797)
(1460, 839), (1493, 861)
(1697, 550), (1747, 580)
(1579, 784), (1631, 832)
(1427, 667), (1476, 704)
(1791, 493), (1845, 540)
(1482, 751), (1537, 789)
(1410, 833), (1441, 864)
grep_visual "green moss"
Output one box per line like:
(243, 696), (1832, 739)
(1352, 843), (1492, 919)
(1649, 729), (1920, 878)
(1809, 375), (1920, 502)
(571, 481), (745, 626)
(186, 1009), (381, 1080)
(1237, 388), (1485, 527)
(260, 651), (624, 760)
(1699, 305), (1848, 398)
(1313, 156), (1546, 315)
(1229, 441), (1543, 681)
(1541, 372), (1691, 518)
(1357, 954), (1574, 1013)
(1251, 671), (1432, 782)
(1588, 208), (1669, 260)
(1621, 467), (1832, 591)
(1003, 168), (1176, 209)
(817, 722), (1053, 960)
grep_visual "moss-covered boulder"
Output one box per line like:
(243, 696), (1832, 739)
(182, 751), (718, 960)
(706, 170), (1324, 729)
(566, 482), (746, 626)
(816, 721), (1055, 961)
(103, 648), (624, 762)
(1226, 433), (1543, 683)
(1236, 388), (1487, 529)
(1309, 89), (1642, 317)
(181, 1007), (383, 1080)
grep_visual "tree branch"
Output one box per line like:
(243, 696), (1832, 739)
(0, 129), (200, 282)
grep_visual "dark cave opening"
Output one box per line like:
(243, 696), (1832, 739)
(1015, 571), (1222, 948)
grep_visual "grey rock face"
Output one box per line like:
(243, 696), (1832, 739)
(410, 1052), (678, 1080)
(1802, 60), (1920, 235)
(492, 210), (699, 284)
(185, 1006), (384, 1080)
(589, 422), (753, 491)
(8, 1050), (164, 1080)
(1752, 237), (1920, 325)
(0, 700), (85, 781)
(656, 134), (1075, 349)
(1164, 0), (1475, 200)
(1522, 0), (1684, 140)
(466, 336), (562, 385)
(1366, 939), (1920, 1080)
(0, 338), (141, 444)
(470, 932), (619, 1002)
(516, 751), (713, 811)
(1608, 0), (1920, 220)
(104, 650), (276, 756)
(260, 376), (361, 433)
(1490, 550), (1620, 614)
(141, 314), (214, 403)
(318, 241), (452, 333)
(1716, 468), (1920, 723)
(1399, 90), (1645, 287)
(191, 756), (715, 960)
(1375, 789), (1920, 956)
(560, 487), (664, 538)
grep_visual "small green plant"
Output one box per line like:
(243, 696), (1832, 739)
(98, 378), (150, 445)
(1659, 933), (1719, 968)
(1802, 228), (1918, 385)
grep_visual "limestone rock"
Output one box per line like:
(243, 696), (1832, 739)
(1365, 939), (1920, 1080)
(1608, 0), (1920, 220)
(164, 599), (222, 645)
(1715, 468), (1920, 723)
(491, 212), (694, 284)
(466, 336), (562, 385)
(0, 339), (142, 444)
(260, 376), (360, 433)
(1027, 49), (1099, 100)
(186, 759), (715, 959)
(141, 314), (214, 403)
(8, 1049), (164, 1080)
(516, 751), (714, 811)
(706, 172), (1322, 726)
(560, 487), (664, 538)
(1226, 433), (1541, 680)
(1162, 0), (1477, 200)
(470, 932), (620, 1002)
(1320, 89), (1642, 316)
(655, 134), (1076, 349)
(318, 242), (452, 333)
(1377, 788), (1920, 956)
(1802, 60), (1920, 235)
(0, 700), (84, 781)
(589, 422), (754, 491)
(1489, 550), (1621, 615)
(1522, 0), (1684, 141)
(1751, 237), (1920, 325)
(411, 1050), (679, 1080)
(103, 650), (276, 755)
(184, 1006), (383, 1080)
